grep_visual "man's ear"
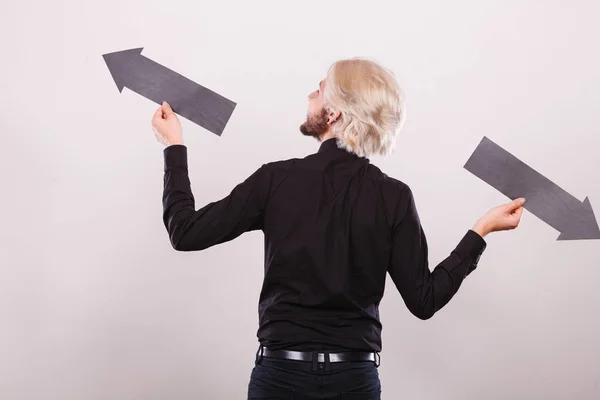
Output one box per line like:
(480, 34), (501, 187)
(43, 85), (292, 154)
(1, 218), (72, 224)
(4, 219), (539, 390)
(328, 110), (341, 124)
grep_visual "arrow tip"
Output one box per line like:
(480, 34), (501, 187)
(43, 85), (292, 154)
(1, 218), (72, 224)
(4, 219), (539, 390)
(102, 47), (144, 92)
(556, 197), (600, 240)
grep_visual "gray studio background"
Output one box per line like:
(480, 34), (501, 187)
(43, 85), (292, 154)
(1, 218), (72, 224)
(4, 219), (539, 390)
(1, 0), (599, 399)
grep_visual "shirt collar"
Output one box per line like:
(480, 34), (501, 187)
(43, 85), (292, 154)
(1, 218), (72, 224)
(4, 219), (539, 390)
(317, 137), (339, 153)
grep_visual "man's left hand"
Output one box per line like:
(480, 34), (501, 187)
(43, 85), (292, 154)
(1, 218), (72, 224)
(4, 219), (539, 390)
(152, 101), (184, 147)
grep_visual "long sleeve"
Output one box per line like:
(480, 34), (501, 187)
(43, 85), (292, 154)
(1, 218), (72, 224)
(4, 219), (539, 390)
(162, 145), (270, 251)
(388, 186), (487, 320)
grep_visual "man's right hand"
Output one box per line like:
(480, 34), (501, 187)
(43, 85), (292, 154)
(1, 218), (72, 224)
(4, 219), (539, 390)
(472, 198), (526, 238)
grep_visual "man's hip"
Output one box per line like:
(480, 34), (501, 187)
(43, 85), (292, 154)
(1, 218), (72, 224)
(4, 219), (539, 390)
(247, 345), (381, 399)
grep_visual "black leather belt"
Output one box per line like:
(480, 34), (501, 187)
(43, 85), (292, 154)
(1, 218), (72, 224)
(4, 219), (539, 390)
(256, 345), (380, 366)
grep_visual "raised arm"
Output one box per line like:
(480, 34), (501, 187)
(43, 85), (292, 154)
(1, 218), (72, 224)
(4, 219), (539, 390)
(162, 144), (270, 251)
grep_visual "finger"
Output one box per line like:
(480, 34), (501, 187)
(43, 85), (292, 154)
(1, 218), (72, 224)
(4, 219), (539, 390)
(508, 207), (524, 228)
(514, 206), (524, 219)
(162, 101), (174, 116)
(506, 197), (526, 212)
(152, 106), (164, 125)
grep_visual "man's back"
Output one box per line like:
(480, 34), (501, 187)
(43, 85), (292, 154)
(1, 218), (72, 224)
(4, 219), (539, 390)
(257, 137), (406, 352)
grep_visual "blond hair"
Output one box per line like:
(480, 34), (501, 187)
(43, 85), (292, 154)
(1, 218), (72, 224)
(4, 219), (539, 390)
(324, 58), (405, 158)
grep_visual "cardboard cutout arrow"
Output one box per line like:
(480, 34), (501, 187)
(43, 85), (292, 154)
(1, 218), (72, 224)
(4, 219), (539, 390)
(102, 47), (236, 136)
(464, 136), (600, 240)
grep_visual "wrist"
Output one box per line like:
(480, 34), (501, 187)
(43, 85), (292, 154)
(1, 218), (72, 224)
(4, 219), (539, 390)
(472, 220), (491, 238)
(168, 137), (184, 146)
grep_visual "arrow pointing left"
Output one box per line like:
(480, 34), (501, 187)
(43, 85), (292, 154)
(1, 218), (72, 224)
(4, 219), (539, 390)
(102, 47), (236, 136)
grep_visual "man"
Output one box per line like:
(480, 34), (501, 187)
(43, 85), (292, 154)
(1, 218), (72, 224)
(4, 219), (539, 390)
(151, 58), (525, 399)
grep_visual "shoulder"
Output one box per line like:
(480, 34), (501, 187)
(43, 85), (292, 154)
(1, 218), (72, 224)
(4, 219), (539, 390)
(364, 163), (413, 197)
(258, 153), (322, 176)
(261, 158), (302, 171)
(247, 158), (304, 191)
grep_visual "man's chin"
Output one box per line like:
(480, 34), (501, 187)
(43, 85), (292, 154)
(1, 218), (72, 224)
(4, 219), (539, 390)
(299, 124), (315, 137)
(300, 128), (321, 141)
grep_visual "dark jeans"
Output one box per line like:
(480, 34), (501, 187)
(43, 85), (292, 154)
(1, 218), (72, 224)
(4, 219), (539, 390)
(247, 351), (381, 399)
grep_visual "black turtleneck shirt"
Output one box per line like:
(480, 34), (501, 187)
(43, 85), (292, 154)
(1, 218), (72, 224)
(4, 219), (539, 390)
(162, 138), (487, 352)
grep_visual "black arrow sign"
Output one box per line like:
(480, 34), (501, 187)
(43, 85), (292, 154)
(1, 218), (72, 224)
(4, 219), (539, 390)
(464, 136), (600, 240)
(102, 47), (236, 136)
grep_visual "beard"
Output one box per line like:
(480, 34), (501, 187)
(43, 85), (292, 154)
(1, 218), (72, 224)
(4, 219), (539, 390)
(299, 107), (328, 140)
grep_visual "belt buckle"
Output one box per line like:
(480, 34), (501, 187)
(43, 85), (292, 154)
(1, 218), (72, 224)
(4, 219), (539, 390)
(374, 352), (380, 367)
(313, 351), (331, 372)
(316, 352), (326, 363)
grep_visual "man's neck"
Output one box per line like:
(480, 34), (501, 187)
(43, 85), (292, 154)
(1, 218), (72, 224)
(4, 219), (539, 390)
(319, 132), (335, 142)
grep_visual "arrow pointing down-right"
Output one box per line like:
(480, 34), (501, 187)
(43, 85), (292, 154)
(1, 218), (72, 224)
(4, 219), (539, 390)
(464, 136), (600, 241)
